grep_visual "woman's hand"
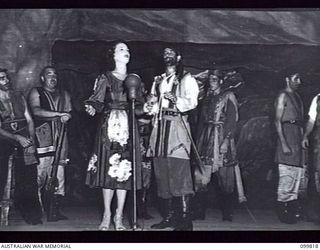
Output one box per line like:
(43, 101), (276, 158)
(85, 105), (96, 116)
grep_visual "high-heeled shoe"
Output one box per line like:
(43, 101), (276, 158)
(99, 215), (111, 231)
(113, 213), (126, 231)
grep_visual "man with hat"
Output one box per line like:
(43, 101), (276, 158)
(274, 72), (308, 224)
(193, 69), (239, 222)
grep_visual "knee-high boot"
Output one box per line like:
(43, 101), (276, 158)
(151, 198), (175, 229)
(137, 188), (153, 220)
(192, 192), (206, 220)
(174, 195), (193, 231)
(277, 201), (297, 224)
(222, 193), (234, 222)
(47, 194), (68, 222)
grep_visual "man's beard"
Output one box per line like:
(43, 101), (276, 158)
(0, 83), (11, 91)
(164, 57), (177, 67)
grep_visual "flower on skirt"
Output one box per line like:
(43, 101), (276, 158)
(108, 153), (132, 182)
(87, 154), (98, 172)
(109, 153), (121, 166)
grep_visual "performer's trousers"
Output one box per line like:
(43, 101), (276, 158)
(37, 156), (65, 210)
(0, 144), (42, 222)
(277, 164), (308, 202)
(153, 157), (194, 199)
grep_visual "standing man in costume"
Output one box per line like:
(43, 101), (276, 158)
(144, 47), (199, 231)
(28, 66), (72, 222)
(0, 68), (42, 225)
(274, 72), (308, 224)
(193, 69), (239, 222)
(302, 92), (320, 224)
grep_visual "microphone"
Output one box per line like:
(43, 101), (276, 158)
(125, 73), (141, 101)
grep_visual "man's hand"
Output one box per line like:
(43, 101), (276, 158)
(302, 136), (309, 149)
(15, 134), (33, 148)
(60, 113), (71, 123)
(282, 142), (292, 155)
(85, 104), (96, 116)
(220, 139), (229, 154)
(163, 92), (177, 104)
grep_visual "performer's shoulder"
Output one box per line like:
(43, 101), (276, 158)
(276, 89), (288, 99)
(153, 73), (165, 83)
(182, 71), (197, 82)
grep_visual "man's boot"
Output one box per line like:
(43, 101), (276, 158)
(151, 198), (175, 229)
(138, 189), (153, 220)
(192, 192), (206, 220)
(174, 195), (193, 231)
(47, 194), (68, 222)
(277, 201), (297, 224)
(56, 194), (68, 220)
(222, 193), (234, 222)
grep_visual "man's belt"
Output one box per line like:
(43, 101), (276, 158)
(162, 108), (186, 117)
(282, 120), (304, 127)
(1, 119), (28, 133)
(162, 110), (179, 116)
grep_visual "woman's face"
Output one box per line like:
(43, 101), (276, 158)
(114, 43), (130, 64)
(208, 74), (221, 91)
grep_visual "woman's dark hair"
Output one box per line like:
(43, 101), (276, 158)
(106, 40), (128, 71)
(0, 68), (8, 74)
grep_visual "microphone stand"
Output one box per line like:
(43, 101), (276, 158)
(130, 97), (138, 231)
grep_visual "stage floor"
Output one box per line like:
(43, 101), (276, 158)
(1, 205), (319, 231)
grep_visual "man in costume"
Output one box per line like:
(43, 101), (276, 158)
(193, 69), (239, 222)
(274, 72), (308, 224)
(302, 92), (320, 224)
(28, 66), (72, 221)
(144, 47), (199, 230)
(0, 68), (42, 224)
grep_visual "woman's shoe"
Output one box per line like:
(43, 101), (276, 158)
(114, 213), (126, 231)
(99, 215), (111, 231)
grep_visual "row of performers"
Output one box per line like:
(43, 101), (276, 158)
(0, 40), (316, 230)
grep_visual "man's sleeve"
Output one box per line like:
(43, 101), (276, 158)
(176, 75), (199, 112)
(308, 95), (319, 122)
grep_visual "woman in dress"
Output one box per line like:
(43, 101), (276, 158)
(85, 41), (142, 231)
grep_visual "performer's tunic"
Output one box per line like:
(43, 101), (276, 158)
(85, 72), (142, 190)
(0, 90), (41, 221)
(31, 87), (71, 196)
(196, 90), (238, 194)
(147, 72), (199, 199)
(275, 90), (308, 202)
